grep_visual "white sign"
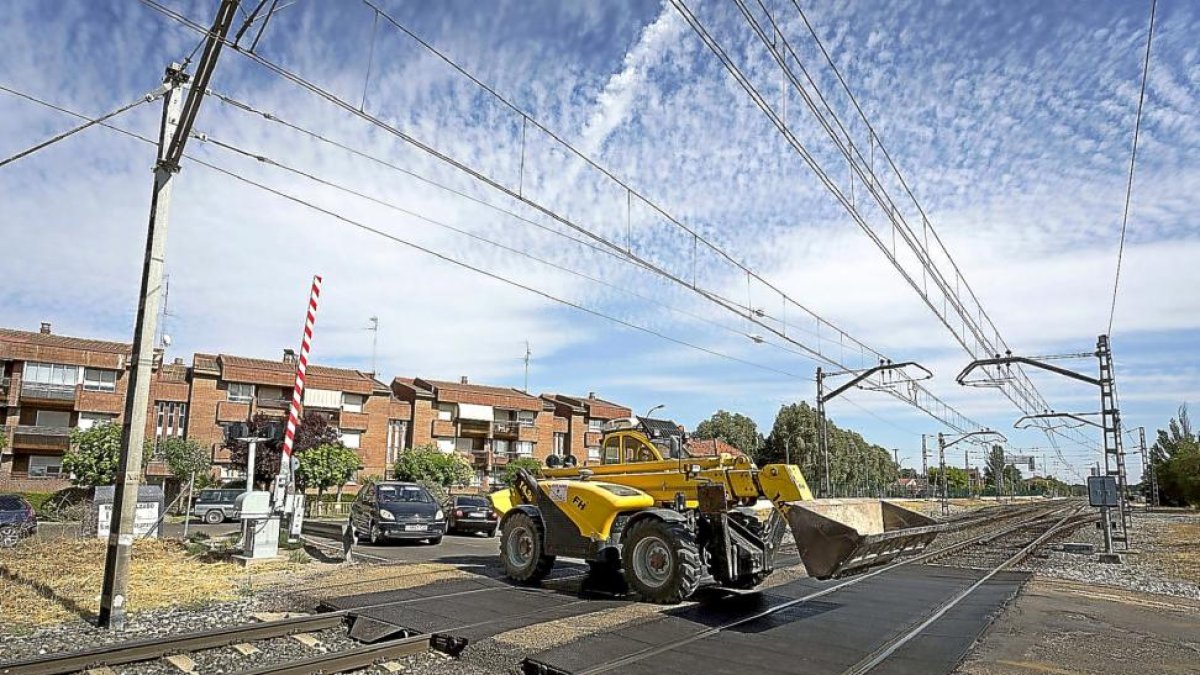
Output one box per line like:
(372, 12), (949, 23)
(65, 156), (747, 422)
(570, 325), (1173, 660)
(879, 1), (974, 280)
(549, 484), (568, 503)
(97, 501), (161, 538)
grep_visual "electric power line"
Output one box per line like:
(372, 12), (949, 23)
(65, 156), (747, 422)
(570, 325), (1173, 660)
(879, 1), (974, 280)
(1107, 0), (1158, 337)
(0, 84), (166, 168)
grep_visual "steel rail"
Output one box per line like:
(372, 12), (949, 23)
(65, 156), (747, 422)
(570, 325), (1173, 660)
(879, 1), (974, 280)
(566, 503), (1071, 674)
(235, 634), (433, 675)
(0, 613), (348, 675)
(841, 507), (1091, 675)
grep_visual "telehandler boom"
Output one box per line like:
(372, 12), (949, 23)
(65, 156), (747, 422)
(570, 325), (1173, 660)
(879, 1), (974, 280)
(489, 419), (938, 603)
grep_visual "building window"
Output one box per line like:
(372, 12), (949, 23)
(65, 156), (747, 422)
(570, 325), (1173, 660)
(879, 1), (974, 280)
(587, 418), (603, 432)
(341, 430), (362, 450)
(342, 393), (365, 413)
(587, 446), (601, 462)
(470, 470), (484, 487)
(517, 410), (536, 427)
(228, 382), (255, 403)
(78, 412), (116, 430)
(515, 441), (534, 457)
(82, 368), (117, 392)
(386, 419), (408, 464)
(24, 362), (79, 386)
(155, 401), (188, 440)
(435, 438), (455, 453)
(455, 437), (476, 453)
(493, 439), (510, 456)
(28, 455), (64, 477)
(436, 403), (454, 421)
(35, 409), (72, 428)
(553, 433), (566, 457)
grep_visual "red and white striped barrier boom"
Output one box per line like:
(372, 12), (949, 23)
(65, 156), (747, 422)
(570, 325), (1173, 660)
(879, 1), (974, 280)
(283, 275), (322, 461)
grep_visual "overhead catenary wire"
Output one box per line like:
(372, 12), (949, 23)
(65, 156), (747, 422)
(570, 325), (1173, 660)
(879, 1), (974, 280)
(0, 85), (166, 169)
(1106, 0), (1158, 337)
(682, 0), (1092, 475)
(4, 83), (810, 385)
(131, 0), (987, 437)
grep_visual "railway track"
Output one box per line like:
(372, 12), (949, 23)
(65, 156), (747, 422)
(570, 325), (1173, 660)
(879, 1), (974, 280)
(1, 502), (1075, 675)
(525, 502), (1085, 675)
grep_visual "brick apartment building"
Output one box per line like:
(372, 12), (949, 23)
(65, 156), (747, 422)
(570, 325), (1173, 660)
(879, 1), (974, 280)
(189, 351), (406, 482)
(0, 322), (636, 494)
(540, 393), (633, 464)
(0, 324), (188, 492)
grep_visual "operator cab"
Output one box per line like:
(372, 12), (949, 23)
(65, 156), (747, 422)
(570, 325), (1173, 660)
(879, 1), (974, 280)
(596, 416), (687, 465)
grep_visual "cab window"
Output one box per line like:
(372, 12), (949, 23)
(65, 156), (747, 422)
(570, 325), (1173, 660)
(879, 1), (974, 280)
(623, 436), (658, 463)
(603, 436), (621, 464)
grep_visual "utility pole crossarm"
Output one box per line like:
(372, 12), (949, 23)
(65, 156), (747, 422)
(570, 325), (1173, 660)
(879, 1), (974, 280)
(820, 361), (931, 403)
(1014, 412), (1104, 430)
(956, 356), (1101, 388)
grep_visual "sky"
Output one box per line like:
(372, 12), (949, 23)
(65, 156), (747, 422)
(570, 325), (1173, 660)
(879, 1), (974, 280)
(1, 0), (1197, 483)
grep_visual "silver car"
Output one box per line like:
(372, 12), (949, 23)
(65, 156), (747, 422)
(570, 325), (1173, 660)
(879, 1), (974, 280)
(192, 488), (245, 524)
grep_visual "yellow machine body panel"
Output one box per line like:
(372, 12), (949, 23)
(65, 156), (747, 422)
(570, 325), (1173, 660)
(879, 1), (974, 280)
(540, 480), (656, 540)
(757, 463), (815, 503)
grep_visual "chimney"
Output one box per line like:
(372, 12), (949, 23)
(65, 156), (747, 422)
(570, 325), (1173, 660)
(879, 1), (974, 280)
(283, 349), (296, 365)
(588, 392), (596, 399)
(460, 376), (469, 384)
(39, 322), (51, 335)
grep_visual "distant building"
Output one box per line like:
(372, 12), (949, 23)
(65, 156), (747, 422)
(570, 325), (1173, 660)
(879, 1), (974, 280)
(540, 393), (632, 464)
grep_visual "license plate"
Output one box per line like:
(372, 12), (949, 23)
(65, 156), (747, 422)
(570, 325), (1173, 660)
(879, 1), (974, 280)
(403, 524), (426, 532)
(469, 512), (487, 518)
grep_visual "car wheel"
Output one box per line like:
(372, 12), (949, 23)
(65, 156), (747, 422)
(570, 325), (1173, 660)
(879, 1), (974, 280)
(369, 522), (383, 545)
(428, 536), (443, 545)
(0, 526), (20, 548)
(204, 510), (225, 525)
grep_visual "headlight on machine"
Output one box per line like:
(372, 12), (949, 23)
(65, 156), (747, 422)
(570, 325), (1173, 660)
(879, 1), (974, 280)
(434, 509), (444, 520)
(378, 510), (395, 521)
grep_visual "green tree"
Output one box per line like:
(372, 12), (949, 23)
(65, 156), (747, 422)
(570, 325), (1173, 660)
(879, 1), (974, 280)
(499, 457), (542, 488)
(392, 443), (472, 486)
(693, 410), (762, 457)
(762, 402), (898, 494)
(295, 443), (362, 501)
(63, 422), (150, 487)
(230, 411), (340, 488)
(157, 437), (211, 485)
(928, 466), (969, 493)
(983, 445), (1024, 496)
(1151, 405), (1200, 506)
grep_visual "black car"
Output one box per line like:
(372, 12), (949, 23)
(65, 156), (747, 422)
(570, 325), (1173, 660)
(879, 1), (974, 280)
(349, 482), (446, 545)
(0, 494), (38, 547)
(445, 495), (498, 537)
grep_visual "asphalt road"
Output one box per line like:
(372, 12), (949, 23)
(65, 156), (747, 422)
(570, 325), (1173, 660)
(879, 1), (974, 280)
(301, 519), (501, 564)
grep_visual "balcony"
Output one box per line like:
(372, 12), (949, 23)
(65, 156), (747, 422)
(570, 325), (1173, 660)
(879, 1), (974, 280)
(0, 376), (10, 398)
(517, 425), (538, 442)
(77, 388), (124, 414)
(12, 425), (72, 451)
(216, 400), (252, 423)
(458, 419), (491, 438)
(20, 382), (76, 403)
(431, 419), (455, 438)
(256, 396), (292, 410)
(492, 421), (519, 437)
(339, 411), (369, 431)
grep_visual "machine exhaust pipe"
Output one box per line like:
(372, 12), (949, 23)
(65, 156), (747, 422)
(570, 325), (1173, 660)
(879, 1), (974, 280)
(782, 499), (940, 579)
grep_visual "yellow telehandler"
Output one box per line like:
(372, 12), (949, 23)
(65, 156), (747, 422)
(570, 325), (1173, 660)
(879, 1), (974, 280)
(489, 418), (939, 603)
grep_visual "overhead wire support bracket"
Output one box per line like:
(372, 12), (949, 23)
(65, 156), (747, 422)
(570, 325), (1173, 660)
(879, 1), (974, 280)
(1014, 412), (1103, 430)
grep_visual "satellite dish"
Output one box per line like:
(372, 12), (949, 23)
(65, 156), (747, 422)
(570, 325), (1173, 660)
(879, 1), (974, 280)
(162, 334), (172, 347)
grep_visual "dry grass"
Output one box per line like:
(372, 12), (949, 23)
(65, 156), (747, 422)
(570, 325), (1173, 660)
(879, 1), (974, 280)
(0, 538), (253, 630)
(1145, 521), (1200, 584)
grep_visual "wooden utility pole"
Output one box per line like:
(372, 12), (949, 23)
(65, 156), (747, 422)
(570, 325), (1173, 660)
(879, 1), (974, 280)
(98, 0), (240, 630)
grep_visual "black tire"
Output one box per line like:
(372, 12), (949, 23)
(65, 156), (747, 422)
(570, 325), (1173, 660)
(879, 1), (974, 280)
(500, 511), (555, 583)
(204, 510), (225, 525)
(621, 518), (701, 604)
(428, 536), (443, 545)
(726, 571), (770, 590)
(486, 527), (498, 538)
(369, 522), (384, 545)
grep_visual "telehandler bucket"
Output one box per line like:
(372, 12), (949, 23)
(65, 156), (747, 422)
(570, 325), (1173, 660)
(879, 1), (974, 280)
(784, 499), (940, 579)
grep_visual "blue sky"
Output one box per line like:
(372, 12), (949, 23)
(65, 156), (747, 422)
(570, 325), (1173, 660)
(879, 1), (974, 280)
(2, 0), (1197, 482)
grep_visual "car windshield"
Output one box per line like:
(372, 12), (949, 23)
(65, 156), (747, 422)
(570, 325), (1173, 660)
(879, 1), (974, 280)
(377, 486), (431, 503)
(0, 496), (24, 510)
(456, 496), (488, 507)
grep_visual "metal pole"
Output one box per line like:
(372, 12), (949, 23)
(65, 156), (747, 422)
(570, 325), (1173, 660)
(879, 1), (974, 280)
(816, 367), (829, 497)
(921, 434), (928, 499)
(247, 439), (257, 491)
(97, 68), (186, 631)
(964, 448), (970, 498)
(182, 468), (195, 540)
(1141, 426), (1158, 507)
(938, 433), (948, 517)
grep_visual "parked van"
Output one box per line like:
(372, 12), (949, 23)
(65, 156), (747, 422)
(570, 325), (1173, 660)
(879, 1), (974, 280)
(192, 488), (245, 524)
